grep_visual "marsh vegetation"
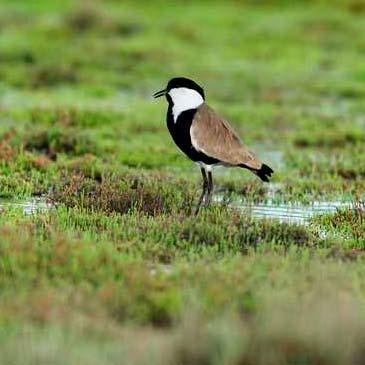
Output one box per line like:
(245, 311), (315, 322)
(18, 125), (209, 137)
(0, 0), (365, 364)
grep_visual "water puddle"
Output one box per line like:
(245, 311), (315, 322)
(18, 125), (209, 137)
(215, 195), (352, 225)
(251, 145), (285, 170)
(0, 198), (51, 215)
(237, 200), (352, 225)
(0, 195), (354, 228)
(149, 264), (173, 276)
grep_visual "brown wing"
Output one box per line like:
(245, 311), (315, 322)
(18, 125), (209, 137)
(190, 103), (262, 169)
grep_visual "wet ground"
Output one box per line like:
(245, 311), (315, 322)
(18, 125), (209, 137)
(0, 194), (353, 226)
(234, 200), (352, 225)
(0, 198), (51, 215)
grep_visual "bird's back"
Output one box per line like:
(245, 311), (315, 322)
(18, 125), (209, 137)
(190, 103), (262, 170)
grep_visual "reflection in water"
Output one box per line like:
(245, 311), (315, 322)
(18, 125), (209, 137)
(0, 196), (354, 226)
(235, 201), (352, 225)
(215, 195), (352, 225)
(0, 198), (51, 215)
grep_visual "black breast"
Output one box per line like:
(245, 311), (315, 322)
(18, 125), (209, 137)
(166, 106), (219, 165)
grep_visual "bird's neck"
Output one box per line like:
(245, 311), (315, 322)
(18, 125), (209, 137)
(168, 88), (204, 123)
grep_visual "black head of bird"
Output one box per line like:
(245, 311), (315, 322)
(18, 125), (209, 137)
(154, 77), (274, 214)
(153, 77), (205, 101)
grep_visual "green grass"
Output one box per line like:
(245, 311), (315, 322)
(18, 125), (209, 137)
(1, 0), (365, 364)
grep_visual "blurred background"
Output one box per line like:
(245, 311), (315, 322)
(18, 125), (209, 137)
(1, 0), (365, 177)
(1, 1), (365, 364)
(1, 0), (365, 107)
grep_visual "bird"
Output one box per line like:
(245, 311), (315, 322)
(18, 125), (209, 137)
(153, 77), (274, 214)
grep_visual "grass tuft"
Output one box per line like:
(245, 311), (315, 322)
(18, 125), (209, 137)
(50, 173), (194, 216)
(24, 128), (95, 160)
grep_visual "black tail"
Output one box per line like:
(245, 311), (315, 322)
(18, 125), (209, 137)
(239, 163), (274, 182)
(255, 164), (274, 182)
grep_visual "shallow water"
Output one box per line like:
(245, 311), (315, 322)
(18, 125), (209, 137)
(0, 198), (51, 215)
(0, 195), (353, 226)
(226, 198), (352, 225)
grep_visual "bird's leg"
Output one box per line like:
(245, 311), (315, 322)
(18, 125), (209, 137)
(205, 171), (214, 206)
(195, 168), (208, 215)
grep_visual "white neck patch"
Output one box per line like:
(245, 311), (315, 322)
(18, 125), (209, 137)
(169, 87), (204, 123)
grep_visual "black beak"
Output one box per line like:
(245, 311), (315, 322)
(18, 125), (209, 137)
(153, 89), (166, 98)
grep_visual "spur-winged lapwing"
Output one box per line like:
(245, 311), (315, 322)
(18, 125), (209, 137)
(154, 77), (274, 214)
